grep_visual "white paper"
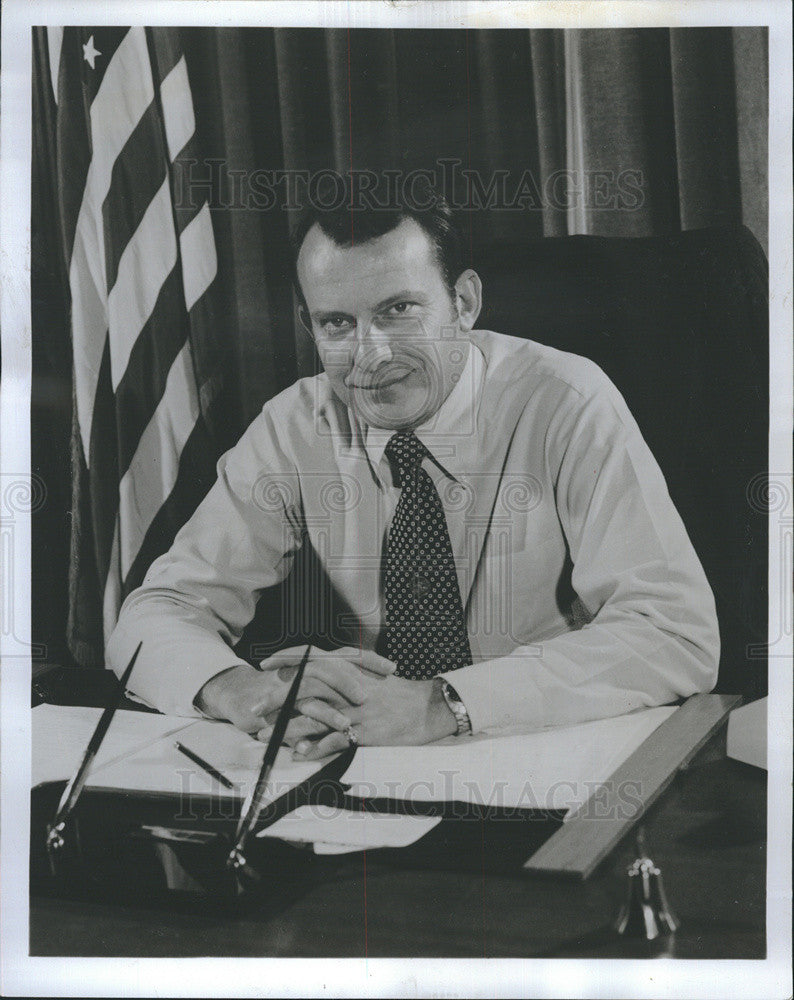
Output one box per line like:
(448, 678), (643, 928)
(87, 717), (323, 799)
(342, 706), (677, 814)
(256, 803), (441, 850)
(31, 704), (194, 787)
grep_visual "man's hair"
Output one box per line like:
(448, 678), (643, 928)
(290, 176), (465, 308)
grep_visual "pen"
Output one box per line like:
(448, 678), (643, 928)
(175, 741), (235, 790)
(47, 641), (143, 855)
(227, 644), (312, 873)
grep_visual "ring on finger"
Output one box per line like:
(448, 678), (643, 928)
(344, 724), (359, 748)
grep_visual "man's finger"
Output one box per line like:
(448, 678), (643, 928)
(292, 730), (350, 761)
(332, 646), (396, 676)
(256, 647), (394, 692)
(256, 644), (311, 673)
(250, 676), (353, 718)
(303, 659), (372, 705)
(298, 677), (359, 707)
(295, 697), (351, 733)
(256, 715), (329, 745)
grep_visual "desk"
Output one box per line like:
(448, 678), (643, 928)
(30, 673), (766, 958)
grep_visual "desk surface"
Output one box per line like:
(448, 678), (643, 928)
(29, 675), (766, 959)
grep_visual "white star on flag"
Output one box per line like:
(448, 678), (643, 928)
(83, 35), (101, 69)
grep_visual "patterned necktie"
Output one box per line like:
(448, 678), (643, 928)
(382, 430), (473, 678)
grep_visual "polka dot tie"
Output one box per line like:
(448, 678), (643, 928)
(382, 431), (473, 679)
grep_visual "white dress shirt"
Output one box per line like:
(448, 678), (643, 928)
(106, 330), (719, 732)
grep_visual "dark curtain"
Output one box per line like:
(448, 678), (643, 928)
(31, 26), (768, 671)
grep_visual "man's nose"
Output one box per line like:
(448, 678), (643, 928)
(353, 318), (393, 368)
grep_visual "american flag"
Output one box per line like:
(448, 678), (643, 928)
(40, 27), (225, 666)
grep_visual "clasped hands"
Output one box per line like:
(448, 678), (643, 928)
(195, 645), (457, 760)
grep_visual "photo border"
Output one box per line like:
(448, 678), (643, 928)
(2, 2), (791, 997)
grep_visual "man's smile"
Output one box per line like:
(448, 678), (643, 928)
(347, 366), (415, 390)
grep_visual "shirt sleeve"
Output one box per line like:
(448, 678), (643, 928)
(104, 405), (304, 716)
(440, 370), (720, 735)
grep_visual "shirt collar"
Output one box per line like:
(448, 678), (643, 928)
(357, 341), (484, 484)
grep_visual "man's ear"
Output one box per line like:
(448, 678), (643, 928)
(453, 269), (482, 332)
(297, 303), (312, 334)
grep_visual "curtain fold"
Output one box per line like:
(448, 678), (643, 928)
(529, 30), (568, 237)
(565, 28), (681, 236)
(731, 29), (768, 251)
(670, 28), (742, 233)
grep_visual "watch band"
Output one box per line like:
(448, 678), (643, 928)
(439, 679), (472, 736)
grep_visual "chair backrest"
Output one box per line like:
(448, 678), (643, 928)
(476, 225), (769, 698)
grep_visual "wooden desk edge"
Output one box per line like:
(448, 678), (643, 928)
(522, 693), (743, 880)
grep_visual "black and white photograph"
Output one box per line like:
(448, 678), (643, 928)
(1, 1), (791, 997)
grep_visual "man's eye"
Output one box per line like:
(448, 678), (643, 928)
(321, 316), (353, 334)
(385, 301), (416, 317)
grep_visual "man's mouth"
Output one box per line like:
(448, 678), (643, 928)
(348, 367), (413, 391)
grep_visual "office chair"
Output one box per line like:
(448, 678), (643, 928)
(476, 224), (769, 699)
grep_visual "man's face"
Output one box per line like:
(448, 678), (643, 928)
(297, 218), (479, 430)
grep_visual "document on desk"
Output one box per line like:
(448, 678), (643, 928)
(341, 705), (677, 816)
(32, 703), (675, 851)
(256, 805), (441, 853)
(32, 704), (193, 787)
(32, 704), (437, 852)
(32, 705), (321, 801)
(87, 718), (321, 799)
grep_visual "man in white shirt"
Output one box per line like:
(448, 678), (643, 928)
(106, 196), (719, 759)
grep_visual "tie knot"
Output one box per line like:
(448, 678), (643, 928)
(385, 431), (427, 485)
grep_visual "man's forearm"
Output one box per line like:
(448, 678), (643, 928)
(193, 663), (249, 718)
(105, 591), (252, 716)
(441, 612), (718, 736)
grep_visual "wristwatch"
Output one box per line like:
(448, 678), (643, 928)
(439, 679), (472, 736)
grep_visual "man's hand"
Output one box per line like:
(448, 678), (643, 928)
(273, 673), (458, 760)
(194, 645), (396, 734)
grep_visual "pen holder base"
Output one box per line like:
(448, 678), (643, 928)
(43, 815), (87, 887)
(127, 825), (243, 899)
(613, 856), (679, 944)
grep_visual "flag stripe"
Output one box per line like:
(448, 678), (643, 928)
(123, 413), (219, 600)
(54, 35), (95, 267)
(46, 27), (64, 104)
(102, 100), (169, 292)
(71, 234), (110, 465)
(160, 56), (196, 161)
(118, 342), (200, 578)
(89, 28), (153, 147)
(86, 342), (120, 585)
(107, 176), (178, 390)
(180, 202), (218, 312)
(103, 518), (122, 645)
(172, 138), (213, 237)
(67, 401), (106, 667)
(147, 26), (184, 87)
(70, 26), (156, 460)
(113, 267), (189, 478)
